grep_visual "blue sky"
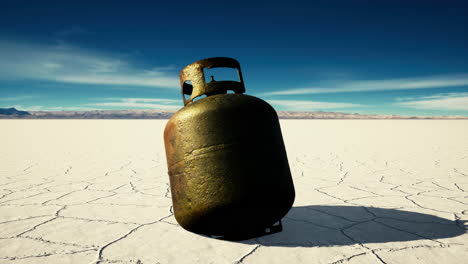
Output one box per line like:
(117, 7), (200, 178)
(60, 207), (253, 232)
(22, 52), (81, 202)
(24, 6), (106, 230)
(0, 0), (467, 116)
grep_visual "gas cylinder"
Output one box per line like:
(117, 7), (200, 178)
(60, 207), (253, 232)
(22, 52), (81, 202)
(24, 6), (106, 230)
(164, 57), (295, 240)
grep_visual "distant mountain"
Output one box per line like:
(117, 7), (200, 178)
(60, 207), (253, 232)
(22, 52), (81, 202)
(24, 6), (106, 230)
(0, 108), (467, 119)
(0, 107), (31, 116)
(24, 109), (176, 119)
(276, 111), (468, 119)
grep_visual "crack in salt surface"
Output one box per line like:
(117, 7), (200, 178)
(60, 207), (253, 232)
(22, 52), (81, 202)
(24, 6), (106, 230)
(453, 168), (467, 177)
(341, 225), (386, 264)
(0, 248), (96, 261)
(234, 244), (261, 264)
(328, 252), (368, 264)
(372, 219), (446, 246)
(20, 235), (97, 249)
(337, 171), (348, 186)
(94, 221), (161, 264)
(16, 206), (67, 236)
(0, 215), (52, 225)
(454, 183), (466, 193)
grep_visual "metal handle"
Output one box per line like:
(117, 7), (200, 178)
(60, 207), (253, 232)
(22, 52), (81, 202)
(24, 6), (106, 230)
(179, 57), (246, 106)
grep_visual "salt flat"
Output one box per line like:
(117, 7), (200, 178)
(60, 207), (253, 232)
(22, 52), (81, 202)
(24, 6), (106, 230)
(1, 120), (467, 264)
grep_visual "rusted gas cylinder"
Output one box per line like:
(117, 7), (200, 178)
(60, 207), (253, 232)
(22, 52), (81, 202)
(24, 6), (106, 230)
(164, 57), (295, 240)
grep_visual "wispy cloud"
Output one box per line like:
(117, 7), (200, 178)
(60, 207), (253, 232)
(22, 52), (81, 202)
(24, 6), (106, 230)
(262, 74), (468, 96)
(395, 92), (468, 102)
(394, 92), (468, 111)
(0, 95), (39, 101)
(266, 99), (366, 111)
(90, 98), (181, 110)
(0, 40), (179, 88)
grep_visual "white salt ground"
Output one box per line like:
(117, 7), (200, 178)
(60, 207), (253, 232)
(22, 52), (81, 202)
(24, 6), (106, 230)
(0, 120), (467, 264)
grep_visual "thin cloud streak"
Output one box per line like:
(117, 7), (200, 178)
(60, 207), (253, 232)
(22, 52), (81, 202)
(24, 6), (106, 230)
(395, 94), (468, 111)
(0, 95), (39, 101)
(0, 40), (179, 88)
(395, 92), (468, 102)
(52, 74), (178, 87)
(266, 99), (366, 111)
(103, 97), (180, 103)
(90, 98), (182, 110)
(263, 74), (468, 96)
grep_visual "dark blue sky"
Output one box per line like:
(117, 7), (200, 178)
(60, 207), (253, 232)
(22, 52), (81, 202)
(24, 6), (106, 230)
(1, 0), (467, 115)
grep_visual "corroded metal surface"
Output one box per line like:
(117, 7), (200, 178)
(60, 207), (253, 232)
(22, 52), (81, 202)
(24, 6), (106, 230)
(164, 57), (295, 240)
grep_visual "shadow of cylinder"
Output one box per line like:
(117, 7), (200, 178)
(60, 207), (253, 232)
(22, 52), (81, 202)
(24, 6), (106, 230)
(235, 205), (466, 247)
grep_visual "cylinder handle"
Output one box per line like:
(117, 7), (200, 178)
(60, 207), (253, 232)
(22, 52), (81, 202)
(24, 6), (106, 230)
(179, 57), (246, 105)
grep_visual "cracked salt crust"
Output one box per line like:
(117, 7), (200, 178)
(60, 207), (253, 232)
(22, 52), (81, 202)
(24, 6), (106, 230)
(1, 120), (467, 264)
